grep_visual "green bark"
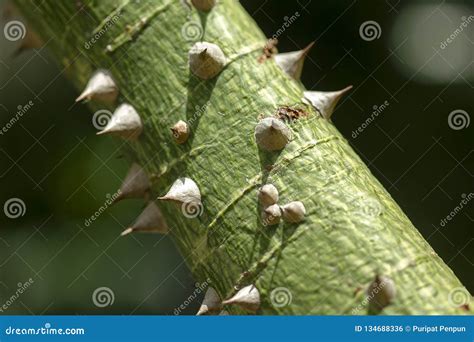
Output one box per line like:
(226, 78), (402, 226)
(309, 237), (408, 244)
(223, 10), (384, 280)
(14, 0), (471, 314)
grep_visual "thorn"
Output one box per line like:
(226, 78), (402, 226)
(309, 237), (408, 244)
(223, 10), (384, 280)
(263, 204), (282, 226)
(367, 275), (396, 312)
(97, 103), (143, 140)
(191, 0), (216, 12)
(274, 41), (315, 80)
(121, 202), (168, 236)
(158, 177), (203, 218)
(120, 227), (134, 236)
(113, 163), (150, 203)
(254, 117), (291, 151)
(158, 177), (201, 204)
(196, 287), (222, 315)
(171, 120), (190, 144)
(222, 284), (260, 312)
(76, 69), (118, 104)
(12, 29), (43, 57)
(189, 42), (227, 80)
(258, 184), (279, 207)
(303, 85), (353, 120)
(281, 201), (306, 223)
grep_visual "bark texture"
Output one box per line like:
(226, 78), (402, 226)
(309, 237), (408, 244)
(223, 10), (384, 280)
(14, 0), (472, 314)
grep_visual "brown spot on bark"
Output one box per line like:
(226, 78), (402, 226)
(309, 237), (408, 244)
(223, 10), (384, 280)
(274, 105), (310, 123)
(258, 38), (278, 63)
(265, 164), (274, 172)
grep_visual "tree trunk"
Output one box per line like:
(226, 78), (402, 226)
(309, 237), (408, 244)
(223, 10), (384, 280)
(13, 0), (471, 314)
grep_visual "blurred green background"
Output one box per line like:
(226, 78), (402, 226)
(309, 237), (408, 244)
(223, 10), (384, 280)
(0, 0), (472, 315)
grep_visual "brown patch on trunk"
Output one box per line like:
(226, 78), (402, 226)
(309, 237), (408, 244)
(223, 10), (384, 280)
(274, 105), (310, 123)
(258, 38), (278, 63)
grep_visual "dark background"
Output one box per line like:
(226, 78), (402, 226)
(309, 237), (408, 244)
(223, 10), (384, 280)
(0, 0), (472, 314)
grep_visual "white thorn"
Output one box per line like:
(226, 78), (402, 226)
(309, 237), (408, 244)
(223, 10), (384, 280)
(114, 163), (150, 203)
(122, 202), (168, 236)
(97, 103), (143, 140)
(274, 42), (314, 80)
(196, 287), (222, 315)
(255, 117), (291, 151)
(303, 85), (353, 120)
(171, 120), (190, 144)
(120, 227), (134, 236)
(263, 204), (282, 226)
(367, 275), (396, 310)
(158, 177), (201, 204)
(189, 42), (227, 80)
(258, 184), (279, 207)
(222, 284), (260, 311)
(76, 69), (118, 103)
(281, 201), (306, 223)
